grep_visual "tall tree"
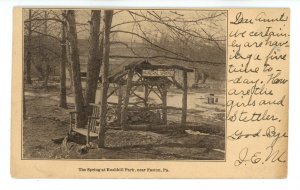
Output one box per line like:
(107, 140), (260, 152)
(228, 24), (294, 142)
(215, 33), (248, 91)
(59, 18), (68, 108)
(66, 39), (74, 93)
(25, 9), (32, 84)
(43, 11), (50, 91)
(85, 10), (102, 106)
(98, 10), (113, 148)
(66, 10), (86, 128)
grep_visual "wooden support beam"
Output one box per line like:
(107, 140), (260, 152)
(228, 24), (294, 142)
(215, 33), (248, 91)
(107, 102), (118, 105)
(127, 105), (182, 111)
(112, 72), (128, 83)
(181, 71), (188, 131)
(108, 101), (144, 106)
(129, 76), (142, 94)
(117, 84), (123, 125)
(161, 88), (168, 124)
(121, 69), (134, 130)
(156, 86), (162, 99)
(132, 91), (146, 102)
(144, 85), (149, 107)
(171, 76), (183, 90)
(148, 85), (161, 99)
(107, 87), (118, 98)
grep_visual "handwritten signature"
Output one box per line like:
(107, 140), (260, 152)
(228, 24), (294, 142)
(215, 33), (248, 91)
(228, 126), (288, 166)
(234, 146), (287, 167)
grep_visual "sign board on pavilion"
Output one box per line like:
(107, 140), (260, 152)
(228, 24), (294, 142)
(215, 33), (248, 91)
(142, 69), (175, 77)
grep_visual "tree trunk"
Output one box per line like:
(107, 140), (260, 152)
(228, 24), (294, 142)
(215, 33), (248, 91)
(144, 85), (148, 107)
(98, 10), (113, 148)
(59, 22), (68, 108)
(25, 9), (32, 84)
(44, 61), (50, 91)
(85, 10), (102, 106)
(66, 10), (85, 128)
(161, 87), (167, 124)
(117, 84), (123, 125)
(43, 11), (49, 91)
(121, 70), (133, 130)
(66, 41), (74, 93)
(181, 71), (188, 131)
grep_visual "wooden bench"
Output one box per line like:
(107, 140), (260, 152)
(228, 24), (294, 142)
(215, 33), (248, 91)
(68, 103), (101, 145)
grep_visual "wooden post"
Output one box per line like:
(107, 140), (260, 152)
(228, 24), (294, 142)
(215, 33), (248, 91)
(117, 84), (123, 125)
(69, 114), (73, 135)
(194, 68), (199, 84)
(181, 71), (188, 131)
(144, 85), (148, 107)
(161, 87), (167, 124)
(121, 70), (134, 130)
(86, 119), (90, 145)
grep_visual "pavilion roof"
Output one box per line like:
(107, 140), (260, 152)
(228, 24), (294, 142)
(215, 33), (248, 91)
(99, 59), (193, 83)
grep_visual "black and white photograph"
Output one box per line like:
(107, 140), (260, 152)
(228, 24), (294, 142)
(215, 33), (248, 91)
(22, 9), (227, 160)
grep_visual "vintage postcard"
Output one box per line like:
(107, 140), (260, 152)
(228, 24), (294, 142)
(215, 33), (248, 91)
(11, 8), (289, 178)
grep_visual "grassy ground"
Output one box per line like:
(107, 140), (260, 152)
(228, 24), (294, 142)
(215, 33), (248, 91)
(23, 84), (225, 160)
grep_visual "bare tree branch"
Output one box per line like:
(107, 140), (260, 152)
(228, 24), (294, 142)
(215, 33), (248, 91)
(24, 18), (65, 24)
(128, 11), (226, 42)
(111, 41), (140, 56)
(31, 29), (62, 43)
(111, 29), (192, 61)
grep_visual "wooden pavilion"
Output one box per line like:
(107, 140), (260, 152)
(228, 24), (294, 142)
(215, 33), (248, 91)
(99, 60), (194, 130)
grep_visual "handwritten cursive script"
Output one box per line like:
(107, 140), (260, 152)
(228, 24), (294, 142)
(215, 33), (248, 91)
(228, 10), (289, 168)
